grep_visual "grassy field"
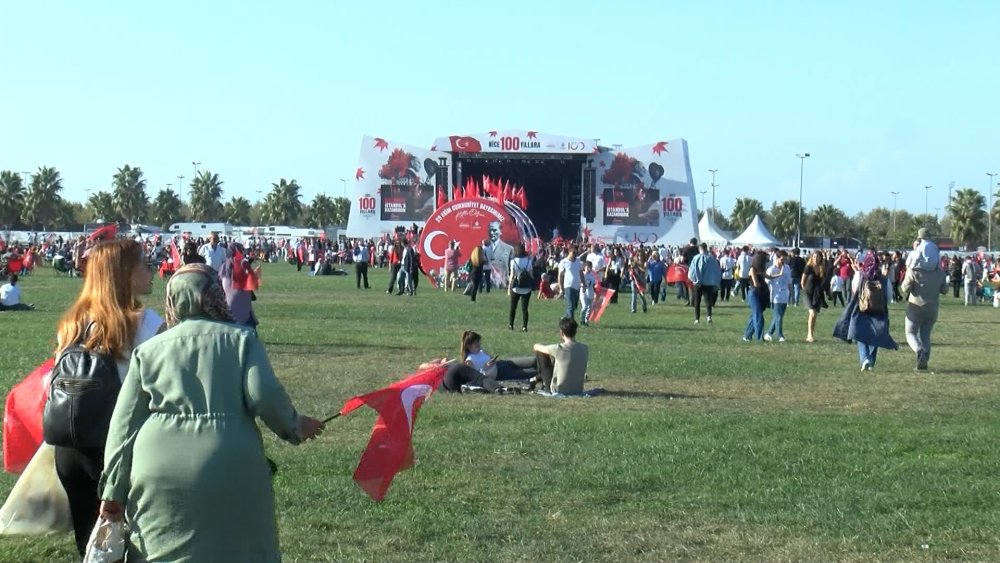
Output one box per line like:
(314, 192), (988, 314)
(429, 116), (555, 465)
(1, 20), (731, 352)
(1, 263), (998, 562)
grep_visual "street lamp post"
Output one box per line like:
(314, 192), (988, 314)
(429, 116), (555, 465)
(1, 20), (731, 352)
(891, 191), (899, 232)
(796, 153), (810, 248)
(924, 185), (932, 218)
(340, 178), (348, 198)
(988, 173), (997, 253)
(708, 169), (718, 217)
(177, 176), (185, 209)
(700, 190), (707, 212)
(192, 161), (201, 179)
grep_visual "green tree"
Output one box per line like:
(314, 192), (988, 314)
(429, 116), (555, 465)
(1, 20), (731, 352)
(946, 188), (986, 249)
(88, 191), (117, 222)
(768, 200), (801, 244)
(0, 170), (26, 229)
(305, 194), (337, 228)
(729, 198), (764, 233)
(149, 189), (184, 227)
(189, 171), (225, 222)
(261, 178), (303, 225)
(21, 166), (64, 229)
(224, 196), (253, 225)
(333, 197), (351, 226)
(112, 164), (149, 223)
(809, 204), (848, 237)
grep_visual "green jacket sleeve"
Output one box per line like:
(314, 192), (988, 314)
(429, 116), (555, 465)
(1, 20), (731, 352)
(99, 354), (152, 503)
(243, 335), (302, 445)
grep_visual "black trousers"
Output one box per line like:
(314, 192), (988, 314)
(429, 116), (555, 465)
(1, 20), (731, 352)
(54, 446), (103, 555)
(442, 363), (501, 392)
(387, 264), (400, 292)
(738, 278), (750, 300)
(356, 262), (369, 288)
(693, 284), (718, 321)
(469, 266), (484, 301)
(508, 291), (531, 329)
(720, 279), (733, 301)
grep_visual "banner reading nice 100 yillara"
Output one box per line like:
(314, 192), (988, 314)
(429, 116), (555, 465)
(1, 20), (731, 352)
(586, 139), (698, 247)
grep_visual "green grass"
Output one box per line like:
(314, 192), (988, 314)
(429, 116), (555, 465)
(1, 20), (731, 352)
(1, 264), (999, 562)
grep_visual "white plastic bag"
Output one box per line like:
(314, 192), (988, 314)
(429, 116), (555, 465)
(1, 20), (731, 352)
(0, 443), (72, 535)
(82, 516), (126, 563)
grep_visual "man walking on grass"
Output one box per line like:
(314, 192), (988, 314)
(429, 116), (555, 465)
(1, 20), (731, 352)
(688, 243), (721, 324)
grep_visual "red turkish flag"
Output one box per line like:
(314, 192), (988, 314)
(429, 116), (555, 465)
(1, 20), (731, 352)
(448, 136), (482, 153)
(3, 359), (54, 473)
(339, 364), (447, 501)
(589, 288), (616, 324)
(87, 224), (117, 242)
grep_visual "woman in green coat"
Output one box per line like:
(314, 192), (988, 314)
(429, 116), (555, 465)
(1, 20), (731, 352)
(98, 263), (325, 562)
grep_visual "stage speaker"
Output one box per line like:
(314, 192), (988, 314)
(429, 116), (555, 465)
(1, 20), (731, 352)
(582, 167), (597, 222)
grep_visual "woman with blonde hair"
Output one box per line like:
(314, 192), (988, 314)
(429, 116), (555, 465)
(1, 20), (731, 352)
(801, 249), (828, 343)
(53, 239), (164, 555)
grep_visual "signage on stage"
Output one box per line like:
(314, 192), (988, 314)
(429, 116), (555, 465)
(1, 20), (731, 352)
(346, 136), (451, 238)
(432, 130), (595, 155)
(585, 139), (698, 246)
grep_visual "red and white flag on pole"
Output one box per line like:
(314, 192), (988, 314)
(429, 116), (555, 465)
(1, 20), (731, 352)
(338, 364), (447, 501)
(589, 287), (616, 324)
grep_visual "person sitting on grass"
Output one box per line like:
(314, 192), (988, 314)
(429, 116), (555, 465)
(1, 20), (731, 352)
(525, 317), (589, 394)
(0, 274), (34, 311)
(458, 330), (539, 381)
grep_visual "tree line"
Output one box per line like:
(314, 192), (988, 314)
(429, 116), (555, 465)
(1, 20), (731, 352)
(0, 165), (351, 231)
(703, 190), (999, 250)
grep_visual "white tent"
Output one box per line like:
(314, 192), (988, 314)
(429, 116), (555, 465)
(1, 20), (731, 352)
(731, 215), (782, 247)
(698, 213), (732, 246)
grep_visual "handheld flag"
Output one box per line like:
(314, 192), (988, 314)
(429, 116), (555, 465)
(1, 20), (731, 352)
(87, 224), (117, 242)
(589, 287), (616, 323)
(338, 364), (447, 501)
(3, 359), (54, 473)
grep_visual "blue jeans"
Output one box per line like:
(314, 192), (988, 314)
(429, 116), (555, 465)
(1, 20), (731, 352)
(630, 281), (647, 312)
(580, 296), (594, 323)
(767, 302), (787, 338)
(792, 280), (802, 306)
(564, 287), (580, 320)
(743, 290), (765, 340)
(858, 342), (879, 367)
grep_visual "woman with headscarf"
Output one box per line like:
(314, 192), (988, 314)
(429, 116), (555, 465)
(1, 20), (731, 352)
(98, 264), (325, 562)
(220, 242), (259, 330)
(834, 248), (898, 371)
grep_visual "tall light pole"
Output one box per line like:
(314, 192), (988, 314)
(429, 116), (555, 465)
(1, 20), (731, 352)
(924, 185), (932, 218)
(177, 175), (185, 208)
(988, 173), (997, 253)
(891, 191), (899, 232)
(708, 169), (718, 217)
(192, 161), (201, 178)
(340, 178), (348, 198)
(796, 153), (810, 247)
(699, 190), (707, 212)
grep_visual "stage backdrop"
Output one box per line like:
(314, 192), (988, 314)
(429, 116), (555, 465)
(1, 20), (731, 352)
(431, 129), (596, 155)
(585, 139), (698, 246)
(346, 136), (452, 239)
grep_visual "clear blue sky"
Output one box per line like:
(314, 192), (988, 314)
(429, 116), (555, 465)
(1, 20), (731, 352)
(2, 1), (998, 217)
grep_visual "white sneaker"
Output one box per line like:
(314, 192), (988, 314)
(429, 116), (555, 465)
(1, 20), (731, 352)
(778, 337), (786, 342)
(742, 337), (751, 342)
(694, 319), (699, 324)
(861, 360), (871, 372)
(707, 316), (712, 323)
(763, 334), (772, 341)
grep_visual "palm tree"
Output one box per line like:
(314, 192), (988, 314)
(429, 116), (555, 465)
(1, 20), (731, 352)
(21, 166), (64, 229)
(223, 197), (252, 225)
(333, 196), (351, 226)
(149, 189), (184, 227)
(112, 164), (149, 223)
(0, 170), (26, 229)
(306, 194), (337, 228)
(946, 188), (986, 249)
(769, 200), (800, 244)
(261, 179), (303, 225)
(88, 191), (118, 222)
(809, 204), (846, 237)
(189, 171), (225, 221)
(729, 198), (764, 233)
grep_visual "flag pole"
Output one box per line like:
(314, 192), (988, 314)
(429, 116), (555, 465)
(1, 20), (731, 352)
(321, 412), (342, 424)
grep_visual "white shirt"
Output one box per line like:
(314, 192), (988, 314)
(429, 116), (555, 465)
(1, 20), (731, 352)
(586, 252), (606, 273)
(766, 264), (791, 304)
(465, 350), (493, 375)
(0, 283), (21, 306)
(199, 243), (227, 271)
(581, 271), (597, 301)
(558, 258), (583, 289)
(720, 255), (735, 280)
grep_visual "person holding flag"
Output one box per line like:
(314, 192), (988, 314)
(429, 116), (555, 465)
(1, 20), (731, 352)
(98, 263), (324, 561)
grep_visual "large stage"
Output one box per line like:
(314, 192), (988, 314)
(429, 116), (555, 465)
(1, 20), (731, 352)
(346, 130), (698, 247)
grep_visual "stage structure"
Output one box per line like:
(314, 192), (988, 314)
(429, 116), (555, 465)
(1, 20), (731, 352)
(346, 130), (698, 247)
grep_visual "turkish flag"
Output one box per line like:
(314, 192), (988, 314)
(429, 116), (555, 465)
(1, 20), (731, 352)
(171, 241), (182, 266)
(666, 263), (689, 284)
(339, 364), (447, 501)
(3, 359), (54, 473)
(589, 288), (616, 324)
(448, 136), (482, 153)
(231, 249), (260, 291)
